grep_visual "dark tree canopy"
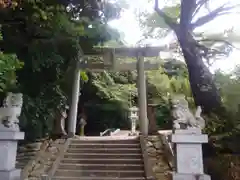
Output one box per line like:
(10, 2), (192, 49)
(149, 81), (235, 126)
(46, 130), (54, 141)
(0, 0), (123, 141)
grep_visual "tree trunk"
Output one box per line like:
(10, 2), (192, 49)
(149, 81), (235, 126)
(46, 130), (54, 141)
(177, 33), (222, 113)
(154, 0), (223, 114)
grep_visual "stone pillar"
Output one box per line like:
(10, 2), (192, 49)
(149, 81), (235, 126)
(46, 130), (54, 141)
(171, 128), (211, 180)
(137, 55), (148, 136)
(68, 64), (81, 137)
(0, 93), (24, 180)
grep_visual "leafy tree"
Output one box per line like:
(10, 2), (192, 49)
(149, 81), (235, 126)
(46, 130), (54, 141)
(0, 28), (23, 101)
(139, 0), (240, 113)
(0, 0), (124, 140)
(78, 70), (137, 134)
(0, 51), (23, 93)
(214, 68), (240, 118)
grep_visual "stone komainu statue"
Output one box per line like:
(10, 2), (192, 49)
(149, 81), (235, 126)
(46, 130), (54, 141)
(0, 92), (23, 131)
(171, 95), (205, 130)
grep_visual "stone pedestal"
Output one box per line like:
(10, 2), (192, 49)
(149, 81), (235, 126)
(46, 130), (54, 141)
(171, 129), (211, 180)
(0, 131), (24, 180)
(172, 173), (211, 180)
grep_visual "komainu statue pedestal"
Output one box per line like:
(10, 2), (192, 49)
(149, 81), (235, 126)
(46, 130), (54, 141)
(171, 128), (211, 180)
(0, 93), (24, 180)
(0, 131), (24, 180)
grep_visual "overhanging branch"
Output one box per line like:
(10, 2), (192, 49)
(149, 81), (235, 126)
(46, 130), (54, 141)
(191, 4), (234, 30)
(195, 38), (233, 62)
(154, 0), (178, 31)
(199, 38), (240, 51)
(193, 0), (210, 17)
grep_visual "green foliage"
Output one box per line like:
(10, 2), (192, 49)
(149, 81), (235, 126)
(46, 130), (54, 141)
(215, 69), (240, 114)
(0, 0), (123, 141)
(80, 71), (89, 82)
(0, 29), (23, 92)
(90, 71), (137, 107)
(0, 52), (23, 92)
(202, 68), (240, 136)
(146, 60), (192, 103)
(20, 85), (67, 141)
(146, 60), (194, 128)
(79, 70), (137, 133)
(142, 4), (180, 29)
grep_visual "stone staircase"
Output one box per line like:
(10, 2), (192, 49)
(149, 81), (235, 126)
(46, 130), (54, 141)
(51, 136), (146, 180)
(15, 139), (67, 180)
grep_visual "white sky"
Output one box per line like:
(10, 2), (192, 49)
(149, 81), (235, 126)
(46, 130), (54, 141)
(108, 0), (240, 73)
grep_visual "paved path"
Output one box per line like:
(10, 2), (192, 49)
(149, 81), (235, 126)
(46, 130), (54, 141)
(111, 130), (139, 136)
(75, 135), (138, 140)
(111, 130), (172, 136)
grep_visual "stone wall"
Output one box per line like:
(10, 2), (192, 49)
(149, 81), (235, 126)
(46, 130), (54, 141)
(16, 138), (67, 180)
(204, 155), (240, 180)
(16, 141), (45, 169)
(143, 135), (171, 180)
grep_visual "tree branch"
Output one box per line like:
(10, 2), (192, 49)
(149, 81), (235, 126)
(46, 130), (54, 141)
(191, 4), (234, 30)
(154, 0), (178, 31)
(199, 38), (240, 51)
(195, 39), (233, 62)
(193, 0), (210, 18)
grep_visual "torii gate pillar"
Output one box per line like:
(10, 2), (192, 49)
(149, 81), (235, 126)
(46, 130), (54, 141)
(68, 62), (81, 137)
(137, 55), (148, 136)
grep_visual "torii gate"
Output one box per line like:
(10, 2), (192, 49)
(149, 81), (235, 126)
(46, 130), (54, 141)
(67, 46), (164, 136)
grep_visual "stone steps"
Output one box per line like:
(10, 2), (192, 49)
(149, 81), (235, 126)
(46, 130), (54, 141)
(64, 152), (142, 159)
(61, 158), (143, 164)
(70, 139), (138, 144)
(58, 163), (144, 171)
(69, 143), (140, 149)
(52, 137), (146, 179)
(51, 177), (146, 180)
(67, 148), (141, 154)
(55, 169), (145, 177)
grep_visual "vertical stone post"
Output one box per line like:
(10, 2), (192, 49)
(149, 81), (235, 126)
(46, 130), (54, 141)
(68, 62), (81, 137)
(129, 106), (138, 136)
(137, 54), (148, 136)
(171, 128), (211, 180)
(0, 93), (25, 180)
